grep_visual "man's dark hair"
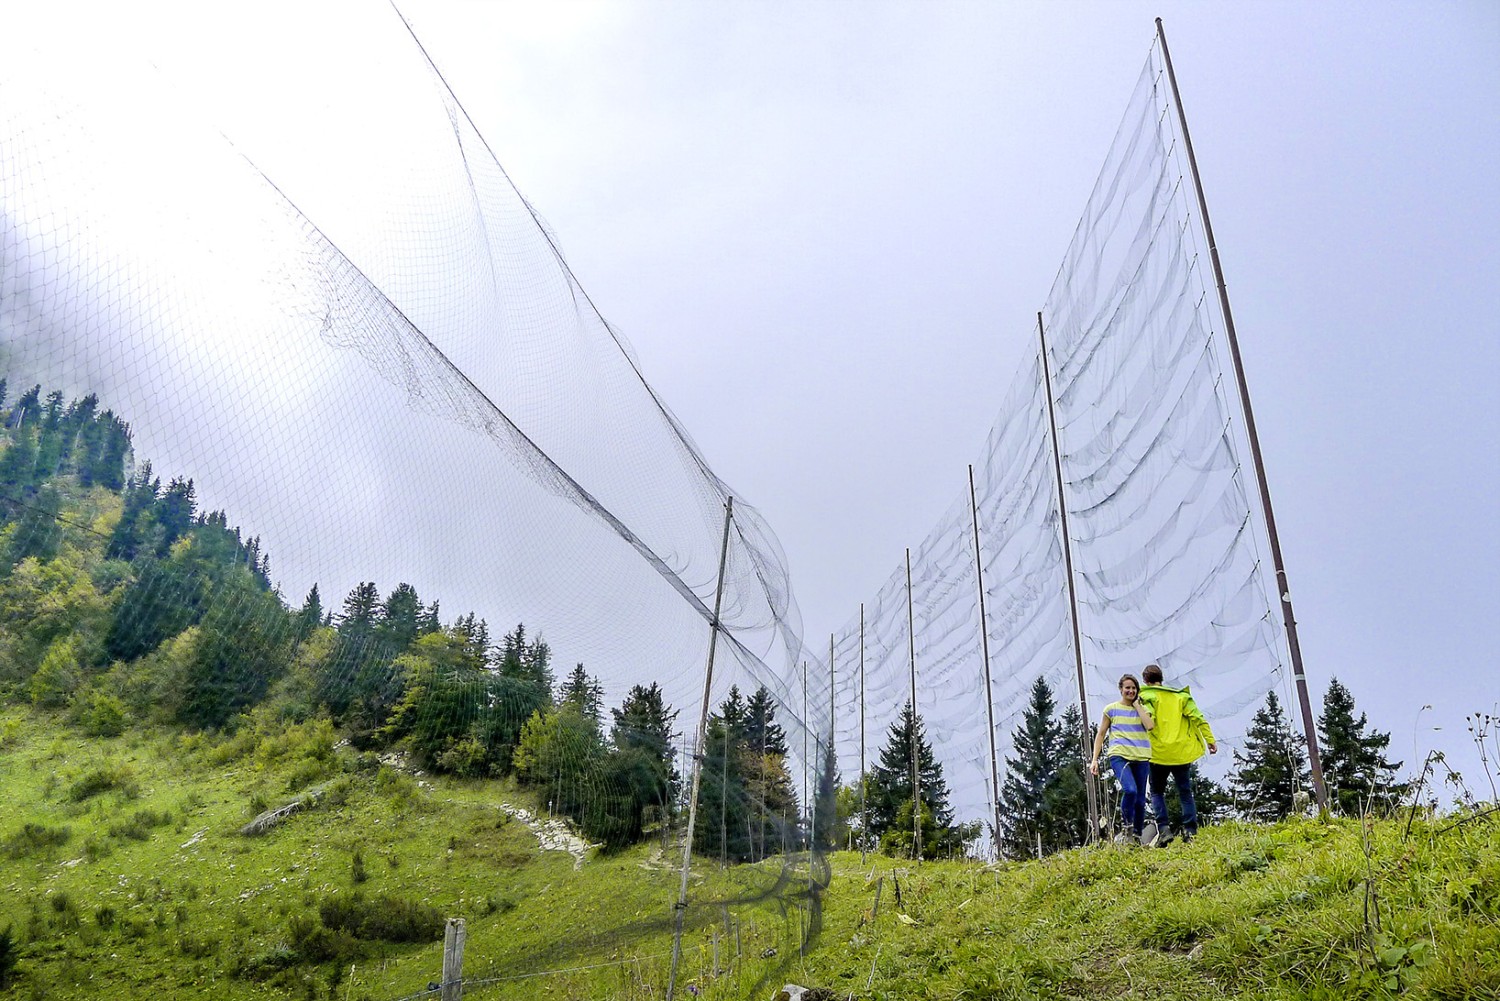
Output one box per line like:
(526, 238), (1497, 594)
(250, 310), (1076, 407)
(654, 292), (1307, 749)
(1142, 663), (1164, 685)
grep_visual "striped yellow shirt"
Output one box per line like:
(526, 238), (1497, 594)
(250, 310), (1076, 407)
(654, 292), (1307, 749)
(1104, 701), (1151, 761)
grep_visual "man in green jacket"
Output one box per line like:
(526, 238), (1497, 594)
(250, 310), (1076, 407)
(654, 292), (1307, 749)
(1139, 663), (1217, 845)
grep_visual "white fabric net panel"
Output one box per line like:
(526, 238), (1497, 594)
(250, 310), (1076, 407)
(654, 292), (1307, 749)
(831, 45), (1287, 832)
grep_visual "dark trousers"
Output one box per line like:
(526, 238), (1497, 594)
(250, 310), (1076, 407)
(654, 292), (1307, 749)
(1149, 762), (1197, 834)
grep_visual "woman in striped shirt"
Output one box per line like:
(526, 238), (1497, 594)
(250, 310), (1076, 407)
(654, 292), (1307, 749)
(1090, 674), (1155, 844)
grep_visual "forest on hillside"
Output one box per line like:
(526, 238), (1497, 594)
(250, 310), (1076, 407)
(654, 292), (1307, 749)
(0, 382), (1413, 864)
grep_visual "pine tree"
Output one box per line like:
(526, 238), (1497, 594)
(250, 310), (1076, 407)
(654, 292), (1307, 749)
(744, 686), (788, 755)
(1231, 690), (1311, 822)
(611, 683), (680, 825)
(695, 702), (752, 863)
(376, 582), (423, 652)
(558, 663), (604, 730)
(864, 699), (956, 856)
(996, 678), (1089, 858)
(1318, 677), (1402, 815)
(740, 685), (796, 860)
(294, 584), (323, 643)
(154, 477), (197, 556)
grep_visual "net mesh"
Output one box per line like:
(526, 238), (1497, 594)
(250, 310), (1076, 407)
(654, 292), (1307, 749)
(3, 9), (1296, 993)
(829, 45), (1288, 847)
(1, 7), (830, 993)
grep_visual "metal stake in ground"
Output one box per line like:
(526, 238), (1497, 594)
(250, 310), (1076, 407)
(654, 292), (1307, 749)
(667, 496), (734, 1001)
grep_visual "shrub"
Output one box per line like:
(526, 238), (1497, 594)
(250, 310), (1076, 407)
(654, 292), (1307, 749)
(28, 637), (80, 709)
(108, 808), (174, 842)
(318, 893), (444, 943)
(73, 689), (128, 737)
(286, 913), (358, 964)
(2, 822), (72, 859)
(0, 924), (16, 988)
(65, 764), (137, 802)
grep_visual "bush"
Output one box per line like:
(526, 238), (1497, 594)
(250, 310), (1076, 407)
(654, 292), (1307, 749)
(65, 764), (137, 802)
(2, 822), (72, 859)
(286, 913), (358, 964)
(0, 924), (16, 988)
(73, 689), (128, 737)
(318, 893), (444, 943)
(107, 808), (174, 842)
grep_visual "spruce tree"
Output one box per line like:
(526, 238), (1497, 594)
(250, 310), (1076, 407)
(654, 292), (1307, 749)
(741, 685), (796, 860)
(558, 663), (604, 730)
(376, 582), (423, 652)
(864, 699), (955, 856)
(996, 677), (1089, 858)
(1318, 677), (1402, 815)
(294, 584), (323, 643)
(1231, 690), (1311, 821)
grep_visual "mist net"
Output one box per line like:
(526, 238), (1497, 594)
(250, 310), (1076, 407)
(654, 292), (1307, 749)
(830, 40), (1290, 855)
(1, 7), (834, 994)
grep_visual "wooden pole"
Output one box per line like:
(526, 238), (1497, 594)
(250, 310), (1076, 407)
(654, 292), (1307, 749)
(1153, 17), (1327, 809)
(441, 918), (465, 1001)
(905, 548), (922, 862)
(1038, 312), (1101, 842)
(968, 465), (1003, 854)
(667, 497), (735, 1001)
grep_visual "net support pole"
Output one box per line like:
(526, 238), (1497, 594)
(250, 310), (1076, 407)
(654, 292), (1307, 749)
(859, 602), (868, 865)
(1038, 312), (1101, 843)
(1154, 16), (1326, 809)
(667, 496), (734, 1001)
(827, 632), (836, 851)
(905, 547), (922, 862)
(968, 464), (1003, 855)
(802, 660), (809, 848)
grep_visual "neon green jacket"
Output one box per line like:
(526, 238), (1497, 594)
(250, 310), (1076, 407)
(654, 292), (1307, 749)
(1139, 684), (1216, 766)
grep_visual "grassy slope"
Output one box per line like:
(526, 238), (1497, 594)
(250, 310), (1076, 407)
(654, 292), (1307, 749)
(2, 708), (1497, 1000)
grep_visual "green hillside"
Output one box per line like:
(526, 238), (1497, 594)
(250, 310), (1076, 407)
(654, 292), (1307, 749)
(3, 707), (1497, 1000)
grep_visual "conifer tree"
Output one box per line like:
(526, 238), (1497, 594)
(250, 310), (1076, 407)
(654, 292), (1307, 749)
(1318, 677), (1402, 815)
(558, 663), (604, 730)
(1231, 690), (1311, 821)
(376, 582), (423, 652)
(294, 584), (323, 643)
(864, 699), (956, 856)
(996, 678), (1090, 858)
(741, 685), (796, 860)
(744, 685), (788, 755)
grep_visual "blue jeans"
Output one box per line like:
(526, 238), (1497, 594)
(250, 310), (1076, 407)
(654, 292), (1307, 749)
(1109, 757), (1151, 835)
(1150, 762), (1197, 834)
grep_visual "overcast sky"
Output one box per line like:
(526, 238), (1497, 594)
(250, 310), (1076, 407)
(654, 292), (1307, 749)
(7, 1), (1498, 795)
(398, 0), (1500, 789)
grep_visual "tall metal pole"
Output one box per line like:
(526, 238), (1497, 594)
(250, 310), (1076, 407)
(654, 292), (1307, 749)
(1038, 313), (1101, 842)
(668, 497), (734, 1001)
(905, 548), (922, 862)
(859, 602), (868, 865)
(828, 633), (836, 850)
(1153, 17), (1326, 808)
(968, 465), (1003, 854)
(802, 660), (809, 849)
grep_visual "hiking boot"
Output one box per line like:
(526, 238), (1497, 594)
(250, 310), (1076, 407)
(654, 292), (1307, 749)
(1140, 821), (1159, 848)
(1155, 827), (1176, 848)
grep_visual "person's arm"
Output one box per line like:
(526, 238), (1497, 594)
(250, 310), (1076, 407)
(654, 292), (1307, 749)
(1089, 709), (1111, 775)
(1136, 698), (1155, 731)
(1183, 695), (1218, 753)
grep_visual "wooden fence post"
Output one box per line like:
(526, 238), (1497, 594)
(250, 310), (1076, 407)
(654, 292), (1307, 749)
(441, 918), (466, 1001)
